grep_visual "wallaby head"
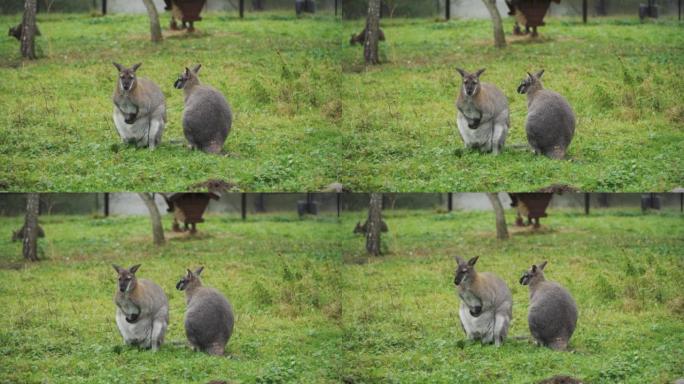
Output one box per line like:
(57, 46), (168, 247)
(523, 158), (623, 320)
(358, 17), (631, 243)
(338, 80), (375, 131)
(456, 68), (486, 97)
(517, 69), (545, 95)
(454, 255), (479, 286)
(112, 264), (141, 293)
(520, 261), (548, 286)
(176, 266), (204, 291)
(174, 64), (202, 90)
(113, 62), (142, 92)
(353, 221), (363, 234)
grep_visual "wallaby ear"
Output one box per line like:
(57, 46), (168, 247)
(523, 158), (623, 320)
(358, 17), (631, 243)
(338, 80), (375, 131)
(468, 256), (479, 266)
(538, 261), (548, 271)
(186, 268), (193, 277)
(456, 68), (467, 78)
(475, 68), (486, 77)
(131, 63), (142, 72)
(112, 264), (123, 273)
(113, 62), (124, 72)
(129, 264), (141, 274)
(527, 72), (534, 80)
(535, 69), (545, 79)
(531, 264), (538, 273)
(454, 255), (464, 265)
(185, 67), (191, 76)
(192, 64), (202, 74)
(194, 266), (204, 276)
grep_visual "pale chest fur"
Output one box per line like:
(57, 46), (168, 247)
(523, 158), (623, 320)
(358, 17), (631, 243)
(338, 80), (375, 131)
(115, 95), (139, 115)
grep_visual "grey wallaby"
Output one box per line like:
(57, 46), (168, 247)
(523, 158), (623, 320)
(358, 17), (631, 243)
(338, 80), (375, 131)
(353, 220), (388, 235)
(454, 256), (513, 346)
(174, 64), (233, 154)
(8, 23), (41, 41)
(349, 26), (386, 45)
(112, 264), (169, 351)
(112, 62), (167, 149)
(517, 70), (576, 159)
(520, 261), (578, 351)
(11, 223), (45, 242)
(537, 376), (584, 384)
(176, 267), (235, 356)
(455, 68), (510, 154)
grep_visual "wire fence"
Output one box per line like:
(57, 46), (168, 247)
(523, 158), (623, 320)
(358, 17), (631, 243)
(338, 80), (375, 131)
(0, 193), (682, 217)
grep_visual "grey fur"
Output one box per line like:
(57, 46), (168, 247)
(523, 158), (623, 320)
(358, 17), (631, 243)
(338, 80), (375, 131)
(520, 261), (578, 350)
(518, 70), (576, 159)
(455, 68), (510, 155)
(454, 256), (513, 346)
(175, 65), (232, 154)
(112, 264), (169, 351)
(177, 267), (235, 356)
(112, 62), (166, 149)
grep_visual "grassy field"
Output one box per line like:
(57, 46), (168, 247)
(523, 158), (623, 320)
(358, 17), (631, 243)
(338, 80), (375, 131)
(1, 207), (682, 383)
(0, 12), (342, 192)
(340, 17), (684, 191)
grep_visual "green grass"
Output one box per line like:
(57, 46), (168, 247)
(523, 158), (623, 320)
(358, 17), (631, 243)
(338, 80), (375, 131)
(1, 208), (682, 383)
(339, 17), (684, 191)
(0, 12), (342, 192)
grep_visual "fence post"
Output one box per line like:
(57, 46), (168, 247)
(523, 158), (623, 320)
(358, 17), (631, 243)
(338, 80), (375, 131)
(679, 0), (682, 21)
(582, 0), (587, 23)
(104, 192), (110, 217)
(335, 0), (338, 16)
(584, 193), (590, 215)
(241, 193), (247, 220)
(448, 192), (453, 212)
(102, 0), (107, 15)
(337, 193), (341, 217)
(239, 0), (244, 19)
(446, 0), (451, 20)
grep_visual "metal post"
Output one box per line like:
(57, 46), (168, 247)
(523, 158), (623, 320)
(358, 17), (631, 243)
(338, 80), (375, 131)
(241, 193), (247, 220)
(335, 0), (338, 16)
(239, 0), (244, 19)
(582, 0), (588, 23)
(584, 193), (590, 215)
(679, 0), (682, 20)
(102, 0), (107, 15)
(336, 193), (341, 217)
(448, 192), (453, 212)
(104, 192), (110, 217)
(680, 193), (683, 212)
(446, 0), (450, 20)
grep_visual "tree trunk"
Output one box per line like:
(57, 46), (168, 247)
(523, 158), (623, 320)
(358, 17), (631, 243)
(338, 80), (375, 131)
(142, 0), (163, 43)
(365, 193), (383, 256)
(22, 193), (40, 261)
(20, 0), (38, 60)
(138, 193), (165, 245)
(486, 193), (509, 240)
(364, 0), (381, 65)
(481, 0), (506, 49)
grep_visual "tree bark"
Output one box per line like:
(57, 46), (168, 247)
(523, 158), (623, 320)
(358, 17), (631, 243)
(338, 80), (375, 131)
(22, 193), (40, 261)
(142, 0), (163, 43)
(365, 193), (383, 256)
(20, 0), (38, 60)
(486, 193), (509, 240)
(138, 193), (165, 245)
(481, 0), (506, 49)
(364, 0), (381, 65)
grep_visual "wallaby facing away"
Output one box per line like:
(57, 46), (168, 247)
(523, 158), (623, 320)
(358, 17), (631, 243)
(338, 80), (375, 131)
(349, 26), (386, 45)
(11, 223), (45, 242)
(112, 264), (169, 351)
(537, 376), (584, 384)
(353, 220), (388, 235)
(112, 62), (167, 149)
(455, 68), (510, 154)
(176, 267), (235, 356)
(174, 65), (232, 154)
(520, 261), (578, 350)
(517, 70), (576, 159)
(454, 256), (513, 346)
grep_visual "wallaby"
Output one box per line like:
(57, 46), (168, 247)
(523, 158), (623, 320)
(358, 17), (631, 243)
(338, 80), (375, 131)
(8, 23), (41, 41)
(349, 26), (386, 45)
(112, 62), (167, 149)
(517, 70), (576, 159)
(455, 68), (510, 155)
(174, 64), (232, 154)
(353, 220), (388, 235)
(176, 267), (235, 356)
(11, 223), (45, 242)
(520, 261), (578, 351)
(112, 264), (169, 351)
(454, 256), (513, 346)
